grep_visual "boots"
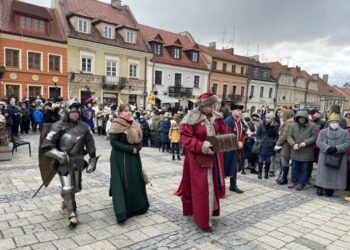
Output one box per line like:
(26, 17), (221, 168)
(277, 167), (289, 185)
(229, 176), (244, 194)
(250, 165), (258, 175)
(177, 155), (181, 160)
(172, 155), (175, 161)
(276, 167), (283, 183)
(264, 162), (270, 179)
(258, 162), (263, 179)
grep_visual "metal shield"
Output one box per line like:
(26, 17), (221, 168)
(38, 123), (58, 187)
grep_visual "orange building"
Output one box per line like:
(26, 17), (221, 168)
(0, 0), (68, 102)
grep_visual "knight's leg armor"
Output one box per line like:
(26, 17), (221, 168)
(59, 174), (77, 219)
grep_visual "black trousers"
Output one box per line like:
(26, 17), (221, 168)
(172, 143), (180, 156)
(20, 121), (30, 133)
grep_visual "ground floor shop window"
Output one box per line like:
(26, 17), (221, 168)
(80, 90), (92, 104)
(5, 84), (20, 101)
(49, 87), (62, 101)
(128, 94), (137, 106)
(28, 86), (42, 98)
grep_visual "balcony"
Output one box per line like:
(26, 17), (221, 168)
(169, 86), (193, 97)
(226, 94), (243, 102)
(103, 76), (127, 90)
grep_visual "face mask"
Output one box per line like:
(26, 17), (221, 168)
(330, 123), (339, 130)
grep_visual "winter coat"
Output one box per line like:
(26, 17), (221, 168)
(276, 110), (294, 159)
(160, 119), (171, 143)
(287, 111), (317, 162)
(168, 126), (180, 143)
(256, 121), (279, 157)
(20, 108), (31, 123)
(316, 127), (350, 190)
(33, 110), (43, 123)
(140, 120), (150, 139)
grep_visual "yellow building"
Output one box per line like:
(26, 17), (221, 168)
(53, 0), (152, 106)
(200, 44), (248, 108)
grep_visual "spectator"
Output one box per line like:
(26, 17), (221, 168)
(160, 113), (171, 152)
(243, 117), (258, 174)
(275, 109), (294, 185)
(287, 111), (317, 191)
(105, 114), (113, 140)
(345, 113), (350, 130)
(96, 104), (104, 135)
(9, 98), (21, 137)
(316, 113), (350, 197)
(256, 113), (279, 179)
(20, 102), (31, 134)
(328, 104), (347, 129)
(32, 107), (43, 132)
(140, 116), (150, 147)
(84, 111), (95, 132)
(169, 121), (181, 161)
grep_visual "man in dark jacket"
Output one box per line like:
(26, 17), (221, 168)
(287, 111), (317, 191)
(256, 113), (279, 179)
(9, 98), (21, 137)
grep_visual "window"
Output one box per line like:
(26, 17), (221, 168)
(213, 61), (217, 70)
(19, 16), (46, 33)
(173, 48), (181, 59)
(241, 86), (245, 96)
(152, 43), (162, 55)
(28, 86), (42, 98)
(49, 87), (61, 99)
(49, 55), (61, 72)
(232, 85), (237, 95)
(155, 70), (162, 85)
(223, 85), (227, 100)
(106, 59), (117, 76)
(240, 66), (245, 74)
(269, 87), (273, 98)
(128, 95), (137, 105)
(175, 73), (182, 86)
(104, 26), (112, 38)
(262, 69), (269, 79)
(129, 63), (138, 78)
(194, 76), (200, 88)
(80, 90), (91, 104)
(5, 49), (19, 68)
(126, 31), (135, 43)
(253, 67), (259, 78)
(212, 83), (218, 94)
(223, 63), (227, 72)
(5, 85), (20, 100)
(78, 19), (88, 33)
(192, 52), (199, 62)
(232, 65), (236, 73)
(260, 86), (264, 97)
(28, 52), (41, 70)
(250, 85), (255, 97)
(81, 56), (92, 73)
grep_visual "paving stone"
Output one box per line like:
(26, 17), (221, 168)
(30, 242), (57, 250)
(35, 231), (59, 242)
(72, 233), (96, 246)
(13, 233), (38, 247)
(257, 235), (286, 249)
(295, 236), (327, 250)
(52, 238), (78, 249)
(0, 238), (16, 250)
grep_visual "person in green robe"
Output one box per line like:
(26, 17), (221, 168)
(109, 104), (149, 223)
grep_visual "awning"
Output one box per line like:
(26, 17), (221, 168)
(156, 95), (179, 104)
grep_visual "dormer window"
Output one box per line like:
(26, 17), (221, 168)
(78, 19), (88, 33)
(152, 43), (162, 55)
(126, 31), (135, 43)
(192, 52), (199, 62)
(19, 16), (46, 33)
(103, 26), (112, 39)
(173, 48), (181, 59)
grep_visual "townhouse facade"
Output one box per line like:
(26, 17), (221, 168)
(0, 0), (68, 101)
(53, 0), (152, 106)
(334, 86), (350, 115)
(139, 25), (209, 110)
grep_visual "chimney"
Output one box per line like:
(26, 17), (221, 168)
(111, 0), (122, 9)
(296, 66), (301, 71)
(209, 42), (216, 49)
(323, 74), (329, 84)
(312, 74), (319, 81)
(224, 48), (234, 55)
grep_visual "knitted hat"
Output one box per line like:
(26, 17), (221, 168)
(328, 112), (340, 122)
(197, 92), (219, 107)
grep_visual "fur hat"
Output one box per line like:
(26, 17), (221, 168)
(265, 113), (274, 119)
(197, 92), (219, 107)
(230, 103), (244, 111)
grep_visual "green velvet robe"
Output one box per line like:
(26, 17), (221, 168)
(109, 132), (149, 223)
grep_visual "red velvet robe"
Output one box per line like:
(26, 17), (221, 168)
(176, 111), (226, 230)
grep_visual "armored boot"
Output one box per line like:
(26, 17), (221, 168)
(258, 162), (263, 179)
(276, 166), (283, 183)
(60, 174), (79, 228)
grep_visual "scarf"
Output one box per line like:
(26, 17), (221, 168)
(109, 117), (142, 144)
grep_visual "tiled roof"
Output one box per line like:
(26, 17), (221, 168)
(61, 0), (150, 53)
(199, 45), (247, 65)
(318, 78), (343, 97)
(61, 0), (137, 30)
(0, 0), (67, 43)
(139, 24), (208, 71)
(264, 61), (290, 80)
(337, 87), (350, 97)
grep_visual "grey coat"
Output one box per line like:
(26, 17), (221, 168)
(316, 127), (350, 190)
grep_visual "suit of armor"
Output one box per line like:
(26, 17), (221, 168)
(41, 99), (97, 226)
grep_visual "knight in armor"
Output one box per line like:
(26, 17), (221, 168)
(41, 98), (98, 227)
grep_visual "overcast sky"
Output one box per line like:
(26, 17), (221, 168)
(23, 0), (350, 85)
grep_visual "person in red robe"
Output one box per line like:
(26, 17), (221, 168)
(176, 92), (227, 232)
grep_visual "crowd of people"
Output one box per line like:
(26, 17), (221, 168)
(1, 94), (350, 232)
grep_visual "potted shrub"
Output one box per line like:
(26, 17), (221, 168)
(0, 116), (11, 161)
(0, 66), (5, 79)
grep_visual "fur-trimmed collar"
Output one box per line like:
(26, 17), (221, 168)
(181, 108), (223, 126)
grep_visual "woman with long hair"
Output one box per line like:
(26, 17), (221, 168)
(109, 104), (149, 223)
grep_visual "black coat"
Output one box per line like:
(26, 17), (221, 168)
(256, 122), (279, 156)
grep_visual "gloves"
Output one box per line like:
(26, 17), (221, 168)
(326, 146), (337, 155)
(86, 156), (100, 173)
(274, 145), (282, 151)
(44, 148), (69, 165)
(201, 141), (213, 154)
